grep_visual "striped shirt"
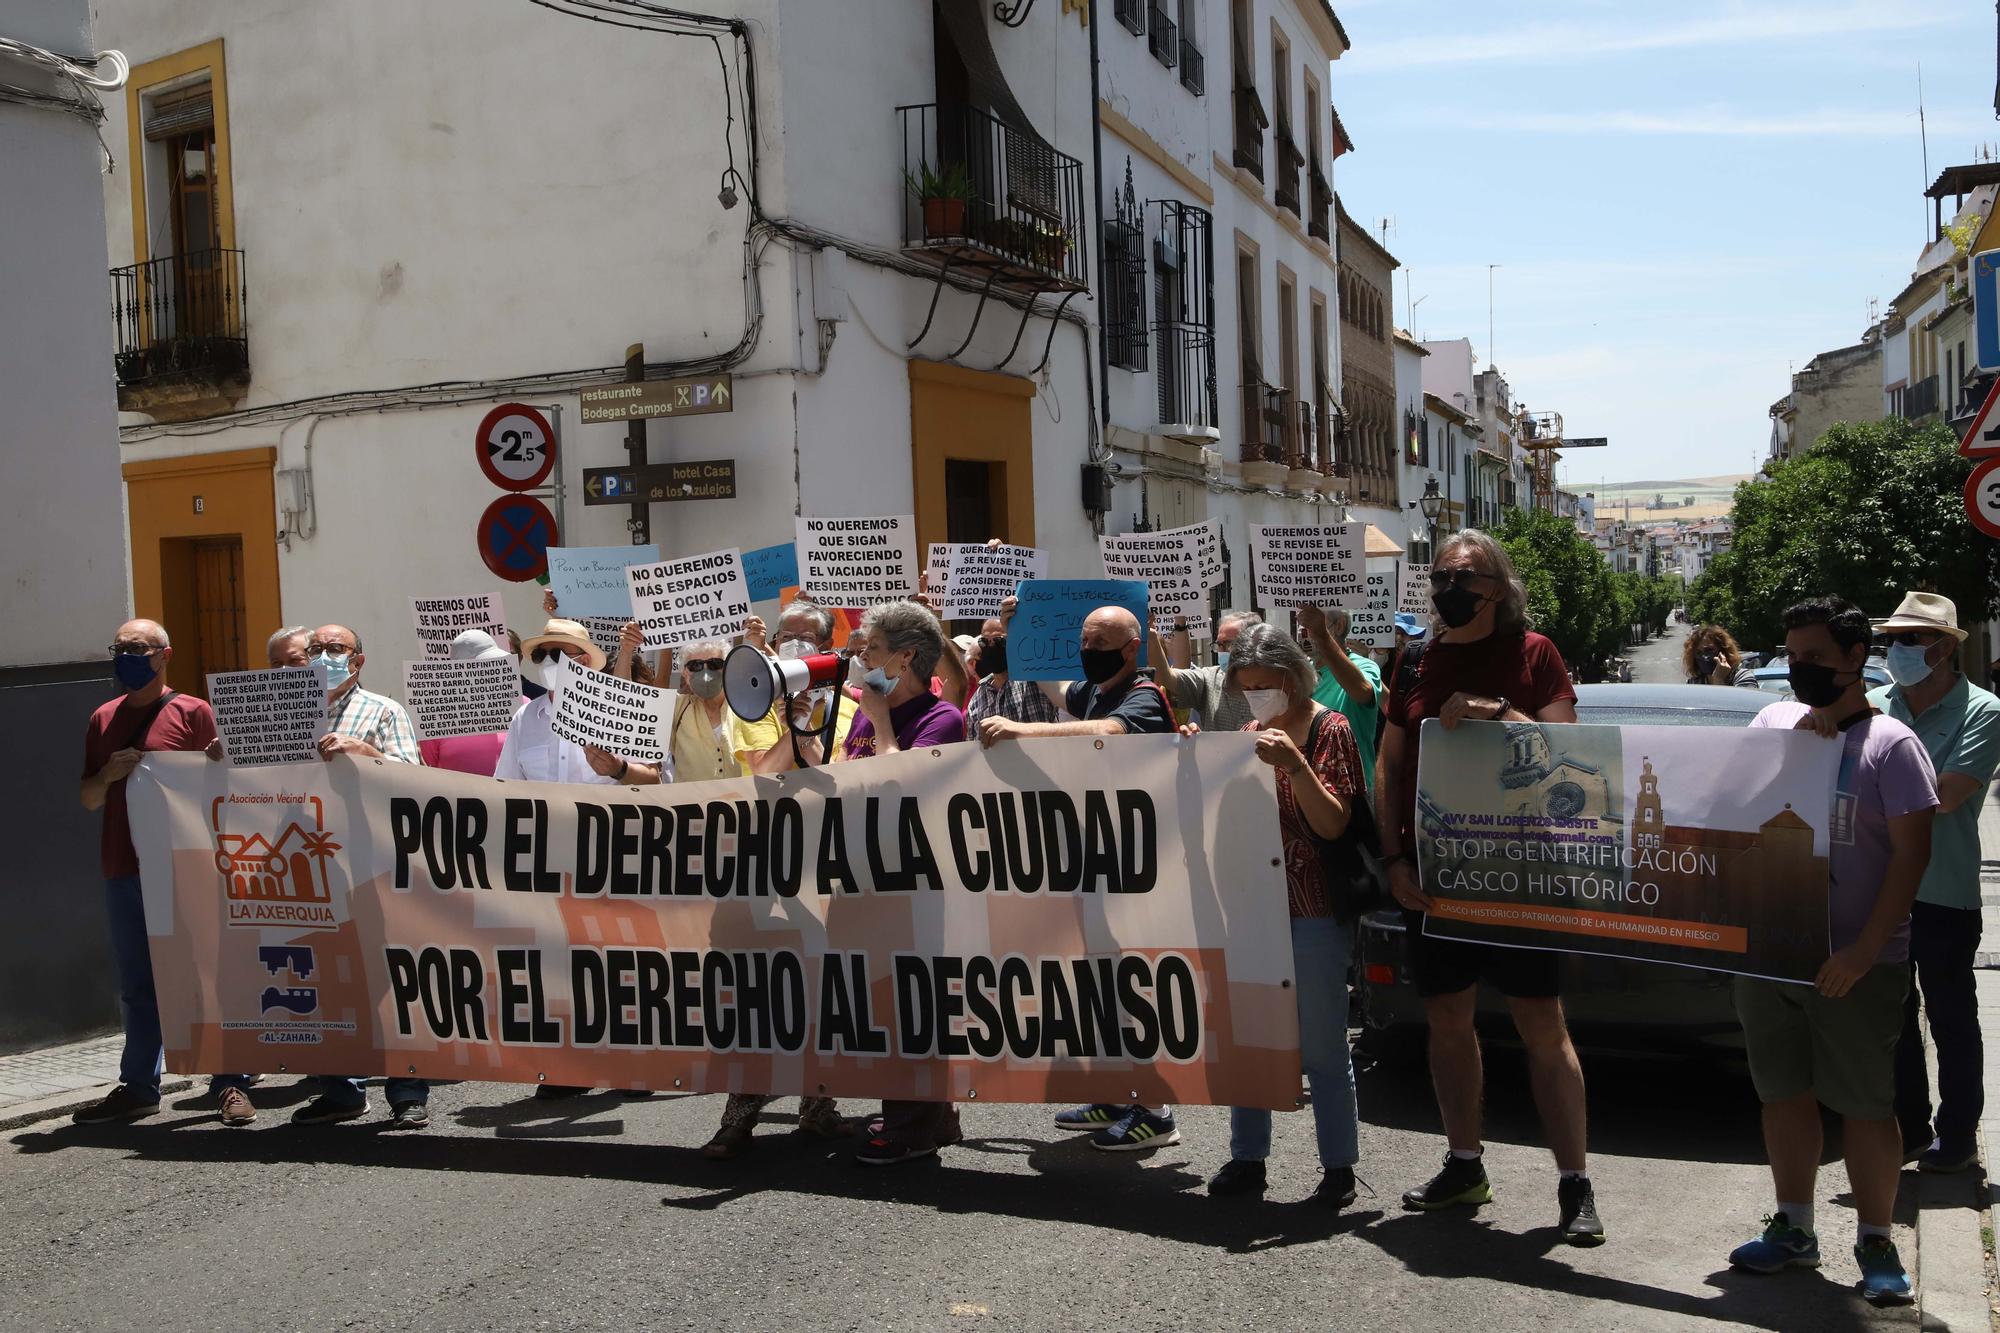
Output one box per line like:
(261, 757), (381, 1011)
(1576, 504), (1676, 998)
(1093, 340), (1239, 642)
(965, 675), (1060, 735)
(327, 684), (421, 764)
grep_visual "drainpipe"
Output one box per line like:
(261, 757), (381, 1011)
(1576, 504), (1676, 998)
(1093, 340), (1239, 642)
(1088, 0), (1109, 428)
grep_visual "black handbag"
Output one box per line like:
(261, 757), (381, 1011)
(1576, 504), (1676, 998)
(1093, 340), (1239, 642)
(1299, 708), (1390, 921)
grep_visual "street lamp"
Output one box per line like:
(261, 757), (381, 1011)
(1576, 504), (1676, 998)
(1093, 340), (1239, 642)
(1417, 473), (1444, 561)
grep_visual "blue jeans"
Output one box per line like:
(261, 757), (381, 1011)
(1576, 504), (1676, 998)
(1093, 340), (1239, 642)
(1229, 915), (1360, 1170)
(320, 1077), (429, 1108)
(106, 876), (254, 1101)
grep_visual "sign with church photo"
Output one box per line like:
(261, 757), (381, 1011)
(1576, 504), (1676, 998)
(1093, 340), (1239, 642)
(1412, 721), (1842, 982)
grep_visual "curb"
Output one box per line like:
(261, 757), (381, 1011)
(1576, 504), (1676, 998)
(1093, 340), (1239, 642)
(0, 1076), (194, 1135)
(1915, 1157), (1992, 1332)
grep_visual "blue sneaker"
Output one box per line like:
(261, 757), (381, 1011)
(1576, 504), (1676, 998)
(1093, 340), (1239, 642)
(1853, 1236), (1912, 1305)
(1089, 1106), (1180, 1152)
(1054, 1103), (1127, 1131)
(1728, 1213), (1821, 1273)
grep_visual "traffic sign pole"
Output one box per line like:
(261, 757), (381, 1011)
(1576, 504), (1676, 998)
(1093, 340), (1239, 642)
(625, 343), (650, 547)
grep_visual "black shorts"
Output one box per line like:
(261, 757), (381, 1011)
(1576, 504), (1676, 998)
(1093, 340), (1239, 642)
(1404, 910), (1562, 1000)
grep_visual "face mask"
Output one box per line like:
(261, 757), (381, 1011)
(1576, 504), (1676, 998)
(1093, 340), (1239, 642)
(978, 636), (1008, 676)
(535, 657), (571, 696)
(1079, 646), (1128, 684)
(1885, 643), (1934, 688)
(520, 676), (548, 701)
(1216, 650), (1231, 671)
(312, 651), (353, 691)
(1693, 652), (1718, 678)
(1432, 586), (1484, 630)
(776, 639), (811, 661)
(1787, 660), (1854, 709)
(862, 666), (900, 696)
(1243, 688), (1288, 722)
(687, 667), (725, 700)
(113, 652), (158, 691)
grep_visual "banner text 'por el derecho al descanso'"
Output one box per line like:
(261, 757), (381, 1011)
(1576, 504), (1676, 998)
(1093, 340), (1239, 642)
(127, 737), (1303, 1108)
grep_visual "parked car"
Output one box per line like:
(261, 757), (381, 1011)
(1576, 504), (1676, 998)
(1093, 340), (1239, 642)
(1749, 655), (1889, 695)
(1355, 683), (1776, 1063)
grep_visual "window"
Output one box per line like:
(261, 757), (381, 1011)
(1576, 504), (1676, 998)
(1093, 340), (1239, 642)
(1104, 163), (1148, 371)
(1237, 244), (1264, 457)
(1178, 0), (1205, 94)
(1277, 273), (1298, 396)
(1229, 0), (1265, 178)
(1149, 0), (1178, 66)
(1310, 295), (1329, 468)
(1153, 200), (1216, 428)
(1115, 0), (1145, 35)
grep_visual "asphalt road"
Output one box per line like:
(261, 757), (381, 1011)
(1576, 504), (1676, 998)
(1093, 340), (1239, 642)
(1626, 621), (1693, 686)
(1, 1052), (1921, 1332)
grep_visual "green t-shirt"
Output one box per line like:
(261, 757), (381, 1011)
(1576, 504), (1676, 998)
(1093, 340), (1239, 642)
(1869, 675), (2000, 908)
(1312, 652), (1383, 788)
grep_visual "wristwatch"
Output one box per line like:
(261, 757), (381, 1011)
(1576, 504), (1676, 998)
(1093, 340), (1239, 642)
(1490, 696), (1511, 720)
(614, 758), (629, 782)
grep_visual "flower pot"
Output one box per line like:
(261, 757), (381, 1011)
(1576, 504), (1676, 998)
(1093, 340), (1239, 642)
(923, 196), (967, 239)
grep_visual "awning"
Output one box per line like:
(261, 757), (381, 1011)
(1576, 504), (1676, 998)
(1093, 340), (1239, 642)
(1363, 524), (1404, 558)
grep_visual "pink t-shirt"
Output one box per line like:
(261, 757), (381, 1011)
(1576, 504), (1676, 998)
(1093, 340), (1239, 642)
(419, 731), (507, 776)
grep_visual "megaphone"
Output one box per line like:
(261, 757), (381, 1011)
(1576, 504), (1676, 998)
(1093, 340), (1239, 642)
(723, 643), (845, 722)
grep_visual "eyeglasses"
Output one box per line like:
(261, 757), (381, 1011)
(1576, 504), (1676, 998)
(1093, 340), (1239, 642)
(304, 642), (354, 658)
(685, 658), (726, 673)
(107, 642), (162, 657)
(1877, 631), (1938, 648)
(1428, 569), (1490, 592)
(529, 645), (578, 664)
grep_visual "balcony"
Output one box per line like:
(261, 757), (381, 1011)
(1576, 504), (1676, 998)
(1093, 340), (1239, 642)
(1239, 380), (1290, 465)
(1307, 163), (1331, 242)
(1147, 1), (1177, 66)
(1903, 373), (1940, 421)
(1319, 393), (1347, 478)
(1155, 322), (1217, 438)
(1273, 121), (1303, 216)
(1114, 0), (1143, 35)
(898, 103), (1088, 293)
(1232, 84), (1267, 180)
(1179, 36), (1204, 94)
(109, 248), (249, 417)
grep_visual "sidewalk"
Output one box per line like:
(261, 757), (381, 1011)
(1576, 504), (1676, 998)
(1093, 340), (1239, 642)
(0, 1032), (192, 1132)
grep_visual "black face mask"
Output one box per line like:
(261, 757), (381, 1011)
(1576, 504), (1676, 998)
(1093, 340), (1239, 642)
(1694, 652), (1718, 677)
(1079, 645), (1128, 684)
(1787, 661), (1854, 709)
(521, 675), (548, 701)
(1433, 585), (1484, 629)
(979, 635), (1008, 676)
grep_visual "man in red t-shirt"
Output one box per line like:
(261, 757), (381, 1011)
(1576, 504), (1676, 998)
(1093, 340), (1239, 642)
(74, 619), (237, 1126)
(1375, 530), (1603, 1245)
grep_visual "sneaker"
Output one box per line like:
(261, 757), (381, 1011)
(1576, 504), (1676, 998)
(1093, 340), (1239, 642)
(1918, 1139), (1978, 1174)
(1727, 1213), (1821, 1273)
(71, 1086), (159, 1126)
(1208, 1159), (1268, 1197)
(533, 1084), (586, 1101)
(1402, 1153), (1492, 1210)
(387, 1101), (429, 1129)
(1853, 1235), (1912, 1305)
(1089, 1106), (1179, 1152)
(218, 1087), (257, 1127)
(1558, 1176), (1605, 1246)
(290, 1093), (369, 1125)
(854, 1134), (938, 1166)
(1314, 1166), (1358, 1210)
(1901, 1127), (1933, 1164)
(1054, 1103), (1127, 1131)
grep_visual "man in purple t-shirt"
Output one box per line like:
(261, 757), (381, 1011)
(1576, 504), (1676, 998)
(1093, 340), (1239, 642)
(1729, 597), (1937, 1305)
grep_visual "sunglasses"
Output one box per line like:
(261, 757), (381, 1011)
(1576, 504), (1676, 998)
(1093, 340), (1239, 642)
(529, 645), (579, 664)
(685, 658), (726, 673)
(108, 642), (162, 657)
(1876, 631), (1939, 649)
(1428, 569), (1490, 592)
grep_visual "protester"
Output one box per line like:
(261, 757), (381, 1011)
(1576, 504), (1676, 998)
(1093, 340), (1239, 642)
(1863, 593), (1997, 1176)
(668, 637), (738, 784)
(980, 602), (1181, 1150)
(963, 609), (1060, 735)
(267, 625), (309, 668)
(1153, 611), (1260, 732)
(832, 600), (969, 1164)
(1683, 624), (1756, 687)
(1374, 529), (1603, 1244)
(416, 629), (521, 776)
(1182, 624), (1365, 1208)
(1730, 596), (1937, 1304)
(1299, 604), (1383, 788)
(732, 599), (858, 775)
(73, 621), (249, 1126)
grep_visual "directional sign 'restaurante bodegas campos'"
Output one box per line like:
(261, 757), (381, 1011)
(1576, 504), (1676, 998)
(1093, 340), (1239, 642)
(578, 374), (734, 424)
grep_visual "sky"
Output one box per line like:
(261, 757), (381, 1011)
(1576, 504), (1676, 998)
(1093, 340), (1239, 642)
(1328, 0), (1998, 486)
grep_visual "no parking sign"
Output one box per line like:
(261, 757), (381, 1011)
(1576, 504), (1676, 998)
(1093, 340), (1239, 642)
(477, 495), (557, 582)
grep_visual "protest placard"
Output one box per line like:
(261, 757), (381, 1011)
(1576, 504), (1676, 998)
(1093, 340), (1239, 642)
(410, 593), (507, 659)
(402, 657), (522, 740)
(1347, 570), (1396, 649)
(576, 617), (627, 661)
(796, 515), (917, 604)
(626, 548), (753, 651)
(1249, 521), (1365, 608)
(207, 667), (327, 767)
(741, 541), (800, 603)
(1101, 530), (1209, 626)
(549, 658), (674, 762)
(1009, 579), (1150, 681)
(926, 542), (1048, 620)
(546, 545), (659, 618)
(1162, 518), (1225, 589)
(1400, 564), (1432, 618)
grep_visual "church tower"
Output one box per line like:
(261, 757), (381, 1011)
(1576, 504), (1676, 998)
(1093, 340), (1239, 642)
(1631, 757), (1664, 853)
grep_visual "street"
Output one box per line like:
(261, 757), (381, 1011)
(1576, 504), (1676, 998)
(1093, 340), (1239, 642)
(1, 1054), (1918, 1332)
(1626, 620), (1693, 686)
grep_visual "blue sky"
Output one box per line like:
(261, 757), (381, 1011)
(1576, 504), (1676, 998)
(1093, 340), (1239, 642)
(1329, 0), (1998, 485)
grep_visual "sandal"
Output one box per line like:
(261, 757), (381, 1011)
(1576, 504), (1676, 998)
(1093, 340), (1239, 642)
(702, 1120), (754, 1160)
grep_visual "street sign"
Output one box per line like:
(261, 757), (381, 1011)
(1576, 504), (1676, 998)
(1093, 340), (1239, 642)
(1959, 379), (2000, 457)
(1564, 437), (1609, 448)
(474, 403), (556, 490)
(578, 374), (733, 425)
(1975, 249), (2000, 371)
(1967, 456), (2000, 539)
(476, 494), (557, 582)
(581, 459), (737, 505)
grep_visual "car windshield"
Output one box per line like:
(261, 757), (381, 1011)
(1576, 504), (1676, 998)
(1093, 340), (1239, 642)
(1574, 705), (1760, 727)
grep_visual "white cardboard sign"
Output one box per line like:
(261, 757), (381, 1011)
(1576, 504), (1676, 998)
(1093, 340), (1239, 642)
(926, 542), (1049, 620)
(410, 593), (508, 660)
(208, 666), (329, 767)
(1250, 522), (1365, 609)
(626, 549), (753, 651)
(797, 515), (918, 604)
(402, 657), (522, 740)
(549, 658), (675, 763)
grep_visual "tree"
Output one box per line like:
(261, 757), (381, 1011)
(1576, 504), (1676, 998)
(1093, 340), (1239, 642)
(1493, 507), (1622, 681)
(1701, 418), (2000, 650)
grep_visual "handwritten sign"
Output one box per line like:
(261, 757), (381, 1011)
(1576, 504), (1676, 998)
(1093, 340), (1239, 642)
(741, 541), (800, 603)
(626, 548), (753, 651)
(410, 593), (507, 659)
(927, 543), (1048, 620)
(796, 515), (917, 604)
(402, 657), (522, 740)
(1250, 522), (1364, 609)
(207, 666), (328, 767)
(1008, 579), (1150, 682)
(546, 544), (659, 619)
(549, 658), (674, 763)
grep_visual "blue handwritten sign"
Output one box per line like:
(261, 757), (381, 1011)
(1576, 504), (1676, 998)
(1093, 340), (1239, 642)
(742, 541), (800, 603)
(546, 544), (659, 618)
(1009, 578), (1149, 681)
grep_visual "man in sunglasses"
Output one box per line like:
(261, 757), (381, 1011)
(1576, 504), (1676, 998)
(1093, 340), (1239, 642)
(73, 620), (227, 1127)
(1865, 593), (1997, 1176)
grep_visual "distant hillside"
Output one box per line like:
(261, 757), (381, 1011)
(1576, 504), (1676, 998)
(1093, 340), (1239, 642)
(1575, 474), (1748, 522)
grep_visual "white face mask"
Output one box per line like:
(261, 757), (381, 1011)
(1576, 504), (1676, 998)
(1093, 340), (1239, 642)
(776, 639), (811, 661)
(1243, 688), (1289, 723)
(535, 656), (573, 695)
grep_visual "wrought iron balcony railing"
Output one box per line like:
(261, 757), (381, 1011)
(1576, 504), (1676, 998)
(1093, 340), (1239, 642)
(1903, 373), (1940, 420)
(1232, 84), (1267, 180)
(898, 102), (1087, 291)
(1147, 1), (1177, 66)
(1273, 121), (1303, 215)
(109, 248), (248, 388)
(1307, 163), (1331, 241)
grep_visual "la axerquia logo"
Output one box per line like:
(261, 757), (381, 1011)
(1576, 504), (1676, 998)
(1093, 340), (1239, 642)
(211, 794), (344, 931)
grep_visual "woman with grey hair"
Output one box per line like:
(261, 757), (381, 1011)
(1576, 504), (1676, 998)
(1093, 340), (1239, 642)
(1179, 623), (1368, 1207)
(668, 638), (736, 784)
(1373, 528), (1603, 1244)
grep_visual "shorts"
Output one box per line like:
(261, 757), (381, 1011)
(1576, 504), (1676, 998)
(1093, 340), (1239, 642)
(1733, 964), (1909, 1121)
(1405, 910), (1562, 1000)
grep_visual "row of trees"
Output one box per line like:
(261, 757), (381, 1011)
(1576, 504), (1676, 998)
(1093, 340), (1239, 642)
(1686, 419), (2000, 651)
(1489, 506), (1680, 682)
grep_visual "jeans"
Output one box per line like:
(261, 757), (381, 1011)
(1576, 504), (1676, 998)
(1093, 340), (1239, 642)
(1230, 915), (1359, 1170)
(103, 876), (164, 1100)
(1895, 902), (1984, 1146)
(321, 1076), (429, 1108)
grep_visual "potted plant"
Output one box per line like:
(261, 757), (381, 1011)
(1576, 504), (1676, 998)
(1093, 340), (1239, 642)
(905, 160), (972, 239)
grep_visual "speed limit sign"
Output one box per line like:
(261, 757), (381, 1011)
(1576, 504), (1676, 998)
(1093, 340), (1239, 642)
(475, 403), (556, 491)
(1967, 456), (2000, 540)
